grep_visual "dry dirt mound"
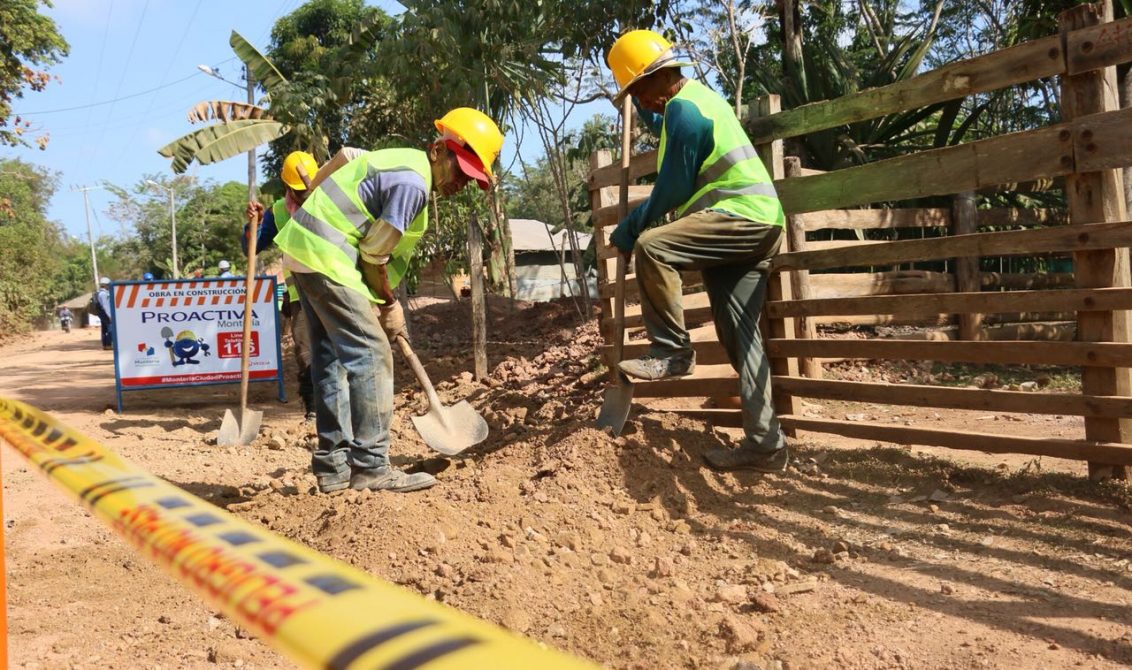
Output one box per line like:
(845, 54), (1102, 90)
(4, 298), (1132, 669)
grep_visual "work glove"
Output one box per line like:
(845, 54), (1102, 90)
(378, 300), (407, 342)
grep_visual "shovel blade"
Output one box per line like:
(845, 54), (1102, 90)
(410, 400), (489, 456)
(596, 374), (634, 436)
(216, 407), (263, 446)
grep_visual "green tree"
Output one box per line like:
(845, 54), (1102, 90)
(0, 0), (68, 149)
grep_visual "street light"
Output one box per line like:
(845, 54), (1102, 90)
(145, 180), (179, 279)
(197, 63), (257, 202)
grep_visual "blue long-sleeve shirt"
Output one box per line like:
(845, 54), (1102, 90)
(242, 205), (280, 255)
(609, 90), (716, 252)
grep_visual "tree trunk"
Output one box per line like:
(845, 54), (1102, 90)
(467, 213), (488, 380)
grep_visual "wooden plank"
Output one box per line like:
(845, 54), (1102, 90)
(766, 287), (1132, 318)
(780, 416), (1132, 465)
(1062, 4), (1132, 480)
(632, 365), (738, 398)
(1072, 106), (1132, 174)
(770, 221), (1132, 273)
(467, 213), (487, 379)
(953, 191), (983, 340)
(603, 334), (731, 367)
(809, 271), (954, 298)
(746, 34), (1064, 144)
(603, 292), (713, 331)
(803, 239), (885, 252)
(752, 95), (784, 180)
(799, 167), (826, 177)
(766, 338), (1132, 367)
(784, 157), (820, 379)
(773, 124), (1072, 214)
(1066, 13), (1132, 75)
(598, 271), (702, 300)
(592, 185), (655, 229)
(795, 208), (951, 232)
(589, 149), (658, 189)
(977, 208), (1069, 228)
(981, 272), (1075, 290)
(589, 150), (616, 342)
(773, 376), (1132, 418)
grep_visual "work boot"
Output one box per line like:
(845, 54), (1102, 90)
(704, 446), (790, 473)
(316, 470), (351, 493)
(618, 352), (695, 381)
(351, 466), (437, 493)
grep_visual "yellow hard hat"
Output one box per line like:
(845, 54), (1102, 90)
(433, 108), (503, 179)
(281, 151), (318, 191)
(607, 29), (695, 103)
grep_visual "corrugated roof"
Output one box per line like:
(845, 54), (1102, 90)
(509, 218), (591, 252)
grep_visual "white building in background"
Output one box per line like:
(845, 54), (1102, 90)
(508, 218), (597, 302)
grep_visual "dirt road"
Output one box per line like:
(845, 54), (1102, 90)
(2, 301), (1131, 669)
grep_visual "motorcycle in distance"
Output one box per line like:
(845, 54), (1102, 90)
(57, 307), (73, 333)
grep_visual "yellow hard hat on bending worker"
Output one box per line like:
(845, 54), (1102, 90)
(434, 107), (504, 183)
(281, 151), (319, 191)
(607, 29), (695, 104)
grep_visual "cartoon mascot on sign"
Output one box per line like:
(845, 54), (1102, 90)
(164, 329), (211, 366)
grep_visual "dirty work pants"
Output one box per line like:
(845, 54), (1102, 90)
(99, 311), (113, 348)
(284, 297), (315, 412)
(292, 271), (393, 478)
(634, 209), (786, 453)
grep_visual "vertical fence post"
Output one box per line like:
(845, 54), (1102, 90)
(752, 94), (799, 428)
(952, 191), (983, 340)
(589, 149), (618, 366)
(1060, 1), (1131, 480)
(784, 156), (822, 379)
(468, 213), (488, 380)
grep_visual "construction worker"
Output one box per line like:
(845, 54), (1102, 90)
(143, 272), (155, 281)
(244, 150), (322, 421)
(217, 260), (235, 278)
(606, 30), (788, 473)
(274, 108), (503, 494)
(96, 277), (113, 350)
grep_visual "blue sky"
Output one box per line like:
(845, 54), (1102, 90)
(4, 0), (604, 244)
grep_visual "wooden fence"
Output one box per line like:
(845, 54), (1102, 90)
(588, 2), (1132, 478)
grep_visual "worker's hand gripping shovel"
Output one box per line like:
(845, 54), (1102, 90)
(217, 207), (264, 446)
(394, 333), (488, 455)
(596, 97), (635, 436)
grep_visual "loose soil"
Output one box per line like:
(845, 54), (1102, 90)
(2, 297), (1130, 670)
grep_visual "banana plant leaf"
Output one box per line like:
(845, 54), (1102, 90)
(229, 31), (287, 93)
(157, 119), (286, 174)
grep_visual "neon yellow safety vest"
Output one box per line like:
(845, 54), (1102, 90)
(274, 149), (432, 304)
(658, 80), (784, 226)
(270, 199), (300, 302)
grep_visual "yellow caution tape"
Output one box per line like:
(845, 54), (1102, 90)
(0, 398), (598, 670)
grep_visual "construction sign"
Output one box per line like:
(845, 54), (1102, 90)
(110, 278), (285, 412)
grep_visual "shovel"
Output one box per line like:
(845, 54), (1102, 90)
(596, 97), (635, 436)
(217, 208), (263, 446)
(394, 334), (488, 455)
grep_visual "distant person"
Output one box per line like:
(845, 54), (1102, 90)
(96, 277), (113, 350)
(57, 306), (73, 333)
(218, 260), (235, 278)
(143, 272), (155, 281)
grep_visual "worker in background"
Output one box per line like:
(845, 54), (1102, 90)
(244, 151), (322, 421)
(143, 272), (155, 281)
(274, 108), (503, 494)
(217, 260), (235, 278)
(606, 30), (789, 473)
(96, 277), (113, 350)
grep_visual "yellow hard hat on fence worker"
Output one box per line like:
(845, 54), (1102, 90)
(434, 108), (504, 180)
(281, 151), (318, 191)
(607, 29), (696, 103)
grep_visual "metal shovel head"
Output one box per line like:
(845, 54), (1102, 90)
(410, 399), (489, 456)
(596, 372), (634, 436)
(216, 407), (264, 446)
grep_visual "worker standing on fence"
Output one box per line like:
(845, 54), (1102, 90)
(273, 108), (504, 493)
(606, 30), (789, 473)
(244, 151), (322, 422)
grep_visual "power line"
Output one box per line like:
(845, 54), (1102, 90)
(94, 0), (152, 156)
(15, 72), (203, 116)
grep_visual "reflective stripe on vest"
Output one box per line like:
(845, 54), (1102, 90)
(273, 148), (431, 303)
(658, 80), (784, 226)
(272, 200), (300, 302)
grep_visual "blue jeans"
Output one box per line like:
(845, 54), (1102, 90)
(292, 272), (393, 478)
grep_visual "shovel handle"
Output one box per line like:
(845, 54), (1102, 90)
(395, 334), (443, 411)
(611, 96), (632, 368)
(239, 207), (259, 413)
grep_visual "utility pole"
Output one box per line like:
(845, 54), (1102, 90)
(72, 185), (102, 292)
